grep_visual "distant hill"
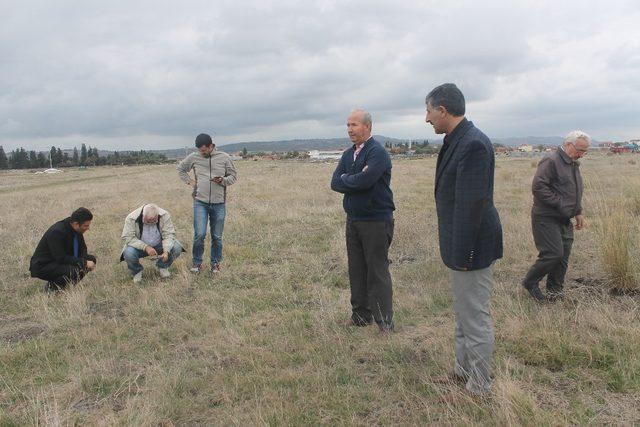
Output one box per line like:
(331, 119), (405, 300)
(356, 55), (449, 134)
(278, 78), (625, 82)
(68, 135), (584, 160)
(215, 135), (408, 154)
(213, 135), (572, 154)
(492, 136), (565, 147)
(25, 135), (599, 162)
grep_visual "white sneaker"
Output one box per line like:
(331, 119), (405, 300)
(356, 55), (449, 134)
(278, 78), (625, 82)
(158, 267), (171, 278)
(133, 271), (143, 283)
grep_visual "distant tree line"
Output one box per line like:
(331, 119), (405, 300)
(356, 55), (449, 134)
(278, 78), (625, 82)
(0, 143), (167, 170)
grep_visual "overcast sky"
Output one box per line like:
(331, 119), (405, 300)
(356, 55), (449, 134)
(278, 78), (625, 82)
(1, 0), (639, 150)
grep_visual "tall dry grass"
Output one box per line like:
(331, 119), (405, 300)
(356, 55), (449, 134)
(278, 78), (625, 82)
(0, 155), (639, 425)
(588, 177), (640, 292)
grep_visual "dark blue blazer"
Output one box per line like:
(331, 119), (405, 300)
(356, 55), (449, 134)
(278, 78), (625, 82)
(331, 137), (395, 221)
(435, 119), (503, 271)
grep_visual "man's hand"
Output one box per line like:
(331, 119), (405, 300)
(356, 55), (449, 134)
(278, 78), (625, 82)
(161, 252), (169, 263)
(86, 260), (96, 271)
(188, 180), (196, 188)
(145, 246), (158, 256)
(362, 165), (369, 172)
(212, 176), (224, 184)
(575, 214), (586, 230)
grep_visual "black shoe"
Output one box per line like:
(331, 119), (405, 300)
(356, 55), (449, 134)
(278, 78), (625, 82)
(345, 315), (373, 327)
(43, 282), (62, 293)
(523, 284), (548, 303)
(378, 322), (395, 335)
(547, 290), (564, 302)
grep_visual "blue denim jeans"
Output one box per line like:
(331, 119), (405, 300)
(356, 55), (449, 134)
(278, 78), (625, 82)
(193, 200), (226, 266)
(123, 241), (183, 275)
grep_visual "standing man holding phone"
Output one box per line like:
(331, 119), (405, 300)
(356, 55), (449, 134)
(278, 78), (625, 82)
(177, 133), (237, 274)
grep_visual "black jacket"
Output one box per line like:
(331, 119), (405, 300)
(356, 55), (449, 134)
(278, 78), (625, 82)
(435, 119), (503, 271)
(29, 218), (96, 276)
(531, 148), (583, 219)
(330, 137), (395, 221)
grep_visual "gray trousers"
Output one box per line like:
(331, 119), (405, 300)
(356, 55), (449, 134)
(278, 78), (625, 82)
(450, 266), (495, 395)
(346, 219), (394, 328)
(522, 215), (574, 293)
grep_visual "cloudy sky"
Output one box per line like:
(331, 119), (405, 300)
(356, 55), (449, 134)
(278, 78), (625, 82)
(1, 0), (639, 150)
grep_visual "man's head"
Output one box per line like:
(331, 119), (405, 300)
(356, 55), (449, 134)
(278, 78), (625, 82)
(142, 204), (160, 224)
(70, 207), (93, 234)
(425, 83), (466, 135)
(195, 133), (215, 157)
(563, 130), (591, 160)
(347, 109), (372, 145)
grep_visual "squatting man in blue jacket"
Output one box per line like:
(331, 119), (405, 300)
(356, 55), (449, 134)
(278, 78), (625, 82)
(426, 83), (503, 396)
(331, 109), (396, 334)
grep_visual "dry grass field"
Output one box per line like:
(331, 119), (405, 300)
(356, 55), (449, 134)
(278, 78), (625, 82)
(1, 155), (639, 425)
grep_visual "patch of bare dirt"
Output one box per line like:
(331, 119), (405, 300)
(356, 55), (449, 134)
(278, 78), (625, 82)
(0, 325), (46, 344)
(87, 300), (125, 319)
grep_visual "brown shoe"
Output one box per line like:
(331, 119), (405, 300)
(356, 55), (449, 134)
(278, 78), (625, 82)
(432, 372), (467, 385)
(439, 390), (489, 406)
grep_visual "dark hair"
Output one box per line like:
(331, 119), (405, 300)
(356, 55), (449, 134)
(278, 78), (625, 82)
(425, 83), (465, 117)
(70, 207), (93, 224)
(195, 133), (213, 148)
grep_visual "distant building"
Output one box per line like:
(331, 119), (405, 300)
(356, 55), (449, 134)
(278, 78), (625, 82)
(518, 144), (533, 152)
(599, 141), (615, 148)
(308, 150), (344, 160)
(35, 168), (63, 174)
(611, 146), (632, 154)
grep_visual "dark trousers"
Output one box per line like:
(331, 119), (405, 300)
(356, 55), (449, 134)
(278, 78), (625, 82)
(523, 215), (574, 293)
(35, 263), (86, 291)
(346, 219), (394, 327)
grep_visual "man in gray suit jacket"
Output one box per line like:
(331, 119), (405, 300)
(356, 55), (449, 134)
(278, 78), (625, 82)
(426, 83), (503, 396)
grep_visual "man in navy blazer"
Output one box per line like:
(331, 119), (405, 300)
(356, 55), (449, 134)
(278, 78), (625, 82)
(426, 83), (503, 395)
(331, 109), (395, 333)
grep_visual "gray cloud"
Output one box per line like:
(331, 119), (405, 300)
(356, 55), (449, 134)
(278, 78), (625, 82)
(1, 0), (639, 150)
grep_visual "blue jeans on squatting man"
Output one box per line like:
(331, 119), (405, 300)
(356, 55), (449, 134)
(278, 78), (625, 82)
(193, 200), (226, 266)
(123, 242), (183, 275)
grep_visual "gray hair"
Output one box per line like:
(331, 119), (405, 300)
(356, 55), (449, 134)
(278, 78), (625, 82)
(425, 83), (465, 116)
(564, 130), (591, 146)
(142, 204), (159, 219)
(351, 108), (372, 127)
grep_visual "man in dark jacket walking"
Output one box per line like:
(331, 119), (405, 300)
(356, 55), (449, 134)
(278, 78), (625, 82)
(30, 207), (97, 292)
(331, 109), (395, 333)
(523, 131), (590, 302)
(426, 83), (503, 395)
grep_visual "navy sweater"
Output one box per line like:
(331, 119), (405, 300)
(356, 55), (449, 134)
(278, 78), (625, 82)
(330, 137), (395, 221)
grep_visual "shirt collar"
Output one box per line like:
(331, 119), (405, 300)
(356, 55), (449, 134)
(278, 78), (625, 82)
(443, 118), (469, 145)
(558, 146), (576, 165)
(353, 136), (372, 151)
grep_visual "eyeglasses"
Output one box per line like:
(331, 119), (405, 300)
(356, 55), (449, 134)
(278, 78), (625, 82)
(570, 142), (588, 154)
